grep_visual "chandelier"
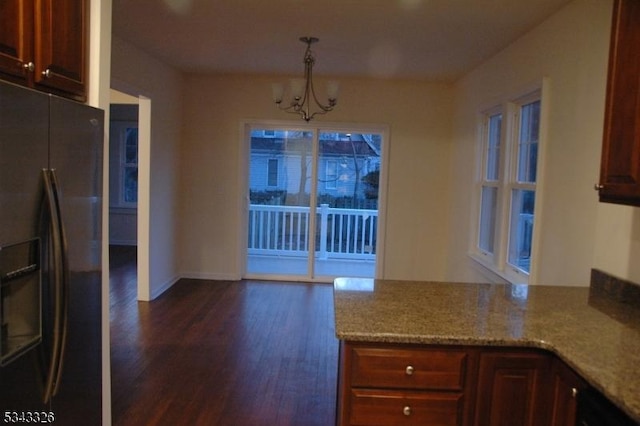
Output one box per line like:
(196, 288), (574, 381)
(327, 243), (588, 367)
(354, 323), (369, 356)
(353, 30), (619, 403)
(272, 37), (339, 122)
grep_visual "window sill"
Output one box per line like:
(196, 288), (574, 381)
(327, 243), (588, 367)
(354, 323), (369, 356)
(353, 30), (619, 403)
(468, 252), (529, 285)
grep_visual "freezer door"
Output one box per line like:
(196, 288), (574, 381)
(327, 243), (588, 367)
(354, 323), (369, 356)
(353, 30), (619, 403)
(0, 83), (47, 365)
(0, 83), (50, 413)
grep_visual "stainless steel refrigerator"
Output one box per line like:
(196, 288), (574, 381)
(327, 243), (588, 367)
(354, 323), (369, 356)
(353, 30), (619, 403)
(0, 81), (103, 425)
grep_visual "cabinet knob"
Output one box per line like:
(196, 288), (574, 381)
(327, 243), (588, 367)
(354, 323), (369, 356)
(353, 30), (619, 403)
(42, 69), (51, 78)
(571, 387), (578, 398)
(594, 183), (604, 191)
(405, 365), (414, 376)
(403, 406), (412, 416)
(23, 62), (35, 72)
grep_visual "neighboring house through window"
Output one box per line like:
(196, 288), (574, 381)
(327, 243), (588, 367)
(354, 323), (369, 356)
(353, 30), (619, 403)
(474, 90), (542, 284)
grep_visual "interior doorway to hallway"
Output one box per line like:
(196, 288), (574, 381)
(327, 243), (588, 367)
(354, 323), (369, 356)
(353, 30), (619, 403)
(108, 89), (151, 301)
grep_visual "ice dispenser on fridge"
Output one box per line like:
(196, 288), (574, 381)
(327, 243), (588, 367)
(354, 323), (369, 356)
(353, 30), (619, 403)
(0, 238), (42, 366)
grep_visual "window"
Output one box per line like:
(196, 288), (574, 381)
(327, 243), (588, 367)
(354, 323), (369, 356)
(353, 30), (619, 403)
(122, 127), (138, 205)
(267, 158), (279, 187)
(474, 91), (542, 284)
(325, 160), (337, 189)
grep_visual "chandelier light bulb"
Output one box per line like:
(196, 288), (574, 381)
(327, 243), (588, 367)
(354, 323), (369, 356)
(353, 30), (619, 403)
(327, 80), (340, 102)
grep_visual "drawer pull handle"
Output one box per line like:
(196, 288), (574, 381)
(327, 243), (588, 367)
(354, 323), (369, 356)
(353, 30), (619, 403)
(403, 406), (412, 416)
(405, 365), (414, 375)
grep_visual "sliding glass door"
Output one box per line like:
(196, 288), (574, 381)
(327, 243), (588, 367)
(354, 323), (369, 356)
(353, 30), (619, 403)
(313, 132), (380, 277)
(246, 129), (312, 277)
(245, 124), (384, 281)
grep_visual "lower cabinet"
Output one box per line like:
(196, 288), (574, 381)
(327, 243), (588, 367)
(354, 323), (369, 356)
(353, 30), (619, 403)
(549, 358), (587, 426)
(474, 349), (552, 426)
(337, 343), (478, 425)
(337, 342), (590, 426)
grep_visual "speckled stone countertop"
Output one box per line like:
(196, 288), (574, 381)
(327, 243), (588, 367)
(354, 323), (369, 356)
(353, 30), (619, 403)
(333, 277), (640, 423)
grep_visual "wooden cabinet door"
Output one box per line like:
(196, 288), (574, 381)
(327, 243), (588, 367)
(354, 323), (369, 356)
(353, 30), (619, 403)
(598, 0), (640, 206)
(549, 360), (586, 426)
(474, 351), (552, 426)
(33, 0), (86, 100)
(0, 0), (33, 83)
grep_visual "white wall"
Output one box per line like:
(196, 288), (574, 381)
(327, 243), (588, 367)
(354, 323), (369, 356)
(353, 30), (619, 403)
(593, 202), (640, 284)
(178, 74), (454, 281)
(446, 0), (614, 286)
(110, 36), (183, 298)
(109, 0), (640, 290)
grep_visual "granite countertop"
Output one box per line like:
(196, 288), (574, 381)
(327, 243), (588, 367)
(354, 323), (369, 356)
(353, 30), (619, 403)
(333, 277), (640, 423)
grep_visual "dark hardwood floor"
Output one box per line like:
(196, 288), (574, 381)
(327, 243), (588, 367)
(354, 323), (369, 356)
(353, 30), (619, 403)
(109, 246), (339, 425)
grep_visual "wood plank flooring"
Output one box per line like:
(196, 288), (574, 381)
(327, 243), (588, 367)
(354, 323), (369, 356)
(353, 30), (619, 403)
(109, 246), (338, 425)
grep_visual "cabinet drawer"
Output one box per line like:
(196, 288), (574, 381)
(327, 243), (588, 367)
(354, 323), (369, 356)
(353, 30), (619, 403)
(349, 389), (463, 425)
(351, 347), (468, 390)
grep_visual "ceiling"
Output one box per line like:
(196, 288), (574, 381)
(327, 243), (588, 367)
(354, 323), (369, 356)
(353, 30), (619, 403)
(112, 0), (573, 82)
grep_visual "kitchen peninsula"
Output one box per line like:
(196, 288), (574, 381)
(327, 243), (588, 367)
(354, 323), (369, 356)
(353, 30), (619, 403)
(334, 273), (640, 425)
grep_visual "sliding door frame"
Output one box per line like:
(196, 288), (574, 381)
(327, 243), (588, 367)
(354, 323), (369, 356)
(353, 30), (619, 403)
(239, 119), (390, 282)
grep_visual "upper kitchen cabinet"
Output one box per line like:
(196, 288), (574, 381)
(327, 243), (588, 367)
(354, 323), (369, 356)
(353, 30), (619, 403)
(0, 1), (33, 83)
(598, 0), (640, 206)
(0, 0), (86, 102)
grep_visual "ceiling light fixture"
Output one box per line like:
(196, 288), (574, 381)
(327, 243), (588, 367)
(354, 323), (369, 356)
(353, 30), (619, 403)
(272, 37), (339, 122)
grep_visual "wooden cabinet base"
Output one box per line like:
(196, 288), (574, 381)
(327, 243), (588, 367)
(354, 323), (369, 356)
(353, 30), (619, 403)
(337, 342), (590, 426)
(337, 342), (477, 426)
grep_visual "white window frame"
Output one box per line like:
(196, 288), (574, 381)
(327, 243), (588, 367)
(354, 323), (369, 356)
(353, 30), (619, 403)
(471, 88), (544, 285)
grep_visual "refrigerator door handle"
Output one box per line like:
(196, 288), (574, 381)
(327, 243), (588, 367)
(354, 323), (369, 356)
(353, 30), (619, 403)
(41, 169), (69, 403)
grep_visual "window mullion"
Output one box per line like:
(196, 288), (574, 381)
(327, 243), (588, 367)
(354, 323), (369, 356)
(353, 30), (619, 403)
(491, 107), (508, 273)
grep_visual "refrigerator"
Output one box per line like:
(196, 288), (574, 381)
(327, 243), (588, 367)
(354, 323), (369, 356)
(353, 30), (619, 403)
(0, 81), (103, 425)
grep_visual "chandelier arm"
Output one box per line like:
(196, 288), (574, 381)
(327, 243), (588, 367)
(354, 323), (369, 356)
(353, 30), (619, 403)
(306, 56), (334, 122)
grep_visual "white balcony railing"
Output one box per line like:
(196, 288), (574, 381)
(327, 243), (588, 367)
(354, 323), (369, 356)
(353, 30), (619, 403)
(248, 204), (377, 261)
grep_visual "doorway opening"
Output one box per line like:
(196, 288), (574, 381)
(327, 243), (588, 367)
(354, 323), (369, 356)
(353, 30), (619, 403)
(243, 122), (387, 282)
(108, 89), (151, 301)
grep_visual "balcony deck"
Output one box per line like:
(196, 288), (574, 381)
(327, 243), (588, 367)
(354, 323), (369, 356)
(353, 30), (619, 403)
(247, 253), (375, 280)
(247, 204), (377, 280)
